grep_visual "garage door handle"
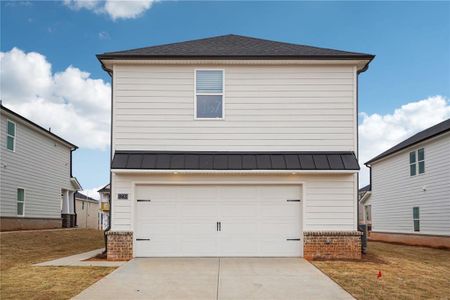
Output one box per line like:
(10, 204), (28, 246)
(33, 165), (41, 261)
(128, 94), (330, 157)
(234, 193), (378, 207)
(217, 222), (222, 231)
(136, 238), (151, 241)
(137, 199), (151, 202)
(286, 238), (301, 241)
(286, 199), (301, 202)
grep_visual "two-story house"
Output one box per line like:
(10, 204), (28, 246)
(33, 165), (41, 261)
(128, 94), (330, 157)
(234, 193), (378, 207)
(365, 119), (450, 248)
(97, 34), (374, 260)
(0, 104), (81, 230)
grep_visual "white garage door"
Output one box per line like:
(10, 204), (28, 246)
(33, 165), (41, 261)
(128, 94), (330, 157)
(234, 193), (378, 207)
(134, 184), (302, 257)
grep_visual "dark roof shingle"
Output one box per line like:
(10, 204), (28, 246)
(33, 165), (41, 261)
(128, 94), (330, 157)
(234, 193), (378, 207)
(97, 34), (374, 61)
(366, 119), (450, 165)
(111, 151), (360, 171)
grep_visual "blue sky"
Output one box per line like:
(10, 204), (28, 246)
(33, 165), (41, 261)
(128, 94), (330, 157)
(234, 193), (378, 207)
(1, 1), (450, 193)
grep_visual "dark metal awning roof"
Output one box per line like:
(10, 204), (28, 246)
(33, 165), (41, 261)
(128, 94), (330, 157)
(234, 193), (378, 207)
(111, 151), (360, 171)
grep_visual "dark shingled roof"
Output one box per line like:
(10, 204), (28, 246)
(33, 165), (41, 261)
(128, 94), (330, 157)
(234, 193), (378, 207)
(97, 184), (110, 193)
(75, 192), (98, 203)
(366, 118), (450, 165)
(97, 34), (374, 61)
(1, 103), (77, 150)
(111, 151), (360, 171)
(359, 184), (371, 193)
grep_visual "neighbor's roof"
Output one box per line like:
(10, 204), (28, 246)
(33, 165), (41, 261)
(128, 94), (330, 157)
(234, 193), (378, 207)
(97, 34), (374, 62)
(111, 151), (360, 171)
(1, 103), (77, 150)
(359, 184), (371, 193)
(366, 118), (450, 165)
(75, 192), (98, 203)
(97, 184), (110, 193)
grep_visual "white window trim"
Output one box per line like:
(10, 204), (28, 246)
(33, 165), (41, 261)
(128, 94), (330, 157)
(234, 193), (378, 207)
(17, 187), (25, 217)
(194, 69), (225, 120)
(6, 119), (16, 152)
(409, 148), (425, 177)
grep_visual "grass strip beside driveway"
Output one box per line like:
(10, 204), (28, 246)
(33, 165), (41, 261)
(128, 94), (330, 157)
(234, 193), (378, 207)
(0, 229), (115, 300)
(312, 241), (450, 299)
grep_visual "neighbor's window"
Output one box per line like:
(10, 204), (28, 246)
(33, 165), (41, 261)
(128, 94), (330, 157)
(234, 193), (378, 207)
(17, 188), (25, 216)
(7, 120), (16, 151)
(365, 205), (372, 222)
(195, 70), (224, 119)
(410, 148), (425, 176)
(413, 207), (420, 232)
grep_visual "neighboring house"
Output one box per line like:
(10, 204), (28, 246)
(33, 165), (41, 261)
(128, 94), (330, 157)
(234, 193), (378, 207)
(365, 119), (450, 248)
(97, 34), (374, 260)
(358, 184), (372, 230)
(75, 192), (99, 229)
(0, 104), (81, 231)
(98, 184), (110, 230)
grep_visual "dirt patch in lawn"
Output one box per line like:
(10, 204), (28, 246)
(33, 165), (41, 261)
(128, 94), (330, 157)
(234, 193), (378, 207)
(312, 241), (450, 300)
(0, 229), (115, 300)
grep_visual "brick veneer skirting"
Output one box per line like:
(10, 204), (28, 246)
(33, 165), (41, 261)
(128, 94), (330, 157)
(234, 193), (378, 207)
(0, 217), (62, 231)
(370, 231), (450, 249)
(303, 231), (362, 260)
(106, 231), (133, 261)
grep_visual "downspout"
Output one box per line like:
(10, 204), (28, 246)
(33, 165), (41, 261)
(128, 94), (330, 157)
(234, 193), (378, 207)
(103, 67), (113, 255)
(71, 149), (77, 227)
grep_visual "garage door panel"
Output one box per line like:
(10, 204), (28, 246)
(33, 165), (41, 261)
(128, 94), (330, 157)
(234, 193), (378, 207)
(260, 222), (301, 235)
(137, 203), (178, 217)
(134, 184), (303, 257)
(260, 204), (300, 217)
(180, 204), (217, 217)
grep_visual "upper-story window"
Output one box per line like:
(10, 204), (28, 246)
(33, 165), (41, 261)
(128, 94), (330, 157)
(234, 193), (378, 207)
(7, 120), (16, 152)
(409, 148), (425, 176)
(195, 70), (224, 119)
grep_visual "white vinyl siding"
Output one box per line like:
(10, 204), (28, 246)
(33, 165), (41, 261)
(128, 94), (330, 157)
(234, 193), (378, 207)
(371, 133), (450, 236)
(0, 111), (74, 218)
(112, 64), (356, 152)
(110, 173), (357, 233)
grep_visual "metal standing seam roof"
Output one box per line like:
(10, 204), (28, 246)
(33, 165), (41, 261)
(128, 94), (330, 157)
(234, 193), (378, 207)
(97, 34), (374, 61)
(111, 151), (360, 171)
(365, 118), (450, 165)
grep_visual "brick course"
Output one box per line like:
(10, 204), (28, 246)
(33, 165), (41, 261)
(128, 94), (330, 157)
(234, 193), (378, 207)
(303, 231), (362, 260)
(0, 217), (62, 231)
(370, 231), (450, 249)
(106, 231), (133, 261)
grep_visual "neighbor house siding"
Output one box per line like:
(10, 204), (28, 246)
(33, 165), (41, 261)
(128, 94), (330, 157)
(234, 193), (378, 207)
(112, 64), (357, 152)
(75, 199), (99, 229)
(371, 132), (450, 236)
(110, 173), (357, 232)
(0, 112), (73, 219)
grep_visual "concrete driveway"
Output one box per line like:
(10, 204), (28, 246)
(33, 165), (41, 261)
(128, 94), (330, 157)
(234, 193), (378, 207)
(74, 258), (353, 300)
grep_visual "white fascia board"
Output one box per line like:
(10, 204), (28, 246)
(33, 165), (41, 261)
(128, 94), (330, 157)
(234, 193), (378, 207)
(102, 59), (370, 72)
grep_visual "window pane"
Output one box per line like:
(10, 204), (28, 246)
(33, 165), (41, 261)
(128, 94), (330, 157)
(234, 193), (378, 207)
(414, 220), (420, 232)
(418, 148), (424, 161)
(410, 163), (416, 176)
(7, 136), (14, 151)
(418, 161), (425, 174)
(196, 95), (223, 118)
(409, 151), (416, 163)
(17, 189), (24, 202)
(413, 207), (419, 219)
(196, 70), (223, 93)
(17, 202), (24, 215)
(7, 121), (15, 136)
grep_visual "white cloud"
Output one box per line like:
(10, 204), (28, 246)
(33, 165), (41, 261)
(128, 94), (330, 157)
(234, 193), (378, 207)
(359, 95), (450, 187)
(0, 48), (110, 150)
(81, 186), (103, 200)
(98, 31), (110, 40)
(64, 0), (155, 20)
